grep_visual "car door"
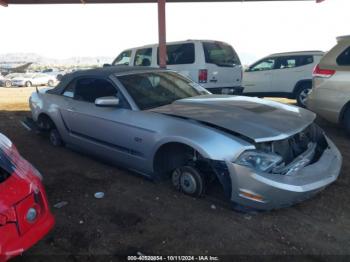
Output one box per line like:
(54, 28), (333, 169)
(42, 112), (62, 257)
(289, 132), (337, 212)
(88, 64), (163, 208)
(36, 75), (47, 85)
(58, 76), (148, 170)
(242, 57), (276, 94)
(270, 56), (301, 94)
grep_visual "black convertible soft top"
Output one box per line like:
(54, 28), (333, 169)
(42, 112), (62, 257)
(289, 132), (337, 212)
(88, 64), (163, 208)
(47, 65), (164, 95)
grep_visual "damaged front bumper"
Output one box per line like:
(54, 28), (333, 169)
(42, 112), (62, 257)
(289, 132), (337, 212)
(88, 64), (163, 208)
(226, 136), (342, 210)
(0, 207), (54, 261)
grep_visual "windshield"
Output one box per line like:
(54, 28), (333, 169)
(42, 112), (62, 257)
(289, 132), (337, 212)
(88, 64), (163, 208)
(118, 71), (209, 110)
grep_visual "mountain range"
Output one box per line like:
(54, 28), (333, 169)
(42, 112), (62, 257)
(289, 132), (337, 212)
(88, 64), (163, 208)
(0, 53), (114, 66)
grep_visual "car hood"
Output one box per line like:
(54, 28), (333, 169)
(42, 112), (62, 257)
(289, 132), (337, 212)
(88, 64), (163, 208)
(150, 95), (316, 143)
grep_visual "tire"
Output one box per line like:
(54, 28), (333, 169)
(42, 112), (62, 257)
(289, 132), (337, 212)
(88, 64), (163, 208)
(4, 80), (11, 88)
(296, 83), (311, 107)
(171, 166), (206, 197)
(343, 108), (350, 136)
(48, 80), (54, 87)
(49, 129), (63, 147)
(57, 74), (63, 81)
(25, 81), (32, 88)
(37, 116), (51, 131)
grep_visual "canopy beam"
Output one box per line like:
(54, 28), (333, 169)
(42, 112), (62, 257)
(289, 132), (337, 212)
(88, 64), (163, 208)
(158, 0), (167, 68)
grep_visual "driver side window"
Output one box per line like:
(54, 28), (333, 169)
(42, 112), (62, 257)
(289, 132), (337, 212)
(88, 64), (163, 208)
(250, 58), (276, 71)
(74, 78), (118, 103)
(62, 78), (118, 102)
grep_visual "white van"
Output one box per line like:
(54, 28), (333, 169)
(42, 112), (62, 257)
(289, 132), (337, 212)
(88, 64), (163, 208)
(111, 40), (243, 94)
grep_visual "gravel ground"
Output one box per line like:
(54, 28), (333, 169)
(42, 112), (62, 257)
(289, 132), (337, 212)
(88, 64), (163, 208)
(1, 87), (349, 261)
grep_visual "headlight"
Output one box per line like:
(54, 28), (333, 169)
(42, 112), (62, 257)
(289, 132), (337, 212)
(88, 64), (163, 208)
(235, 150), (282, 172)
(26, 207), (37, 222)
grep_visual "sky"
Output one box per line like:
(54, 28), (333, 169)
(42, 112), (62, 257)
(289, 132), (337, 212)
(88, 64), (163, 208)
(0, 0), (348, 65)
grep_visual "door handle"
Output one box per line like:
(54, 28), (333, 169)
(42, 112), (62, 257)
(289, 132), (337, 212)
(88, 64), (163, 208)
(210, 79), (218, 83)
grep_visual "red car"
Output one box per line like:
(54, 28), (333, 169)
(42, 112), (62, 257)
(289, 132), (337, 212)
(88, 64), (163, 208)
(0, 133), (54, 261)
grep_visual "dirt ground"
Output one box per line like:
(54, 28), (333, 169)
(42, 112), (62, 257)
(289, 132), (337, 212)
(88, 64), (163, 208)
(1, 87), (349, 261)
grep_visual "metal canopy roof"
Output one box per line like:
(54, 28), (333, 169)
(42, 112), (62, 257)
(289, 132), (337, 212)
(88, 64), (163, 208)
(2, 0), (315, 4)
(1, 0), (315, 4)
(0, 0), (322, 68)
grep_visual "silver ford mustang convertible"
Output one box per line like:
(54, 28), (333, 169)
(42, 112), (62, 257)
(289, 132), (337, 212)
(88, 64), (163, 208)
(28, 66), (342, 210)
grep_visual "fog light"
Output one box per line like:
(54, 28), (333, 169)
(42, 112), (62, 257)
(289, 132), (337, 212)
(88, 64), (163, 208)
(26, 208), (37, 222)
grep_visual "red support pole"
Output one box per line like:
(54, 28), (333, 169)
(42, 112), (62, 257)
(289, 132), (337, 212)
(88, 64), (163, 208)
(158, 0), (167, 68)
(0, 0), (8, 7)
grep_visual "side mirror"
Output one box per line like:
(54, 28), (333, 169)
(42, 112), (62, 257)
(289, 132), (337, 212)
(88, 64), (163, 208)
(95, 96), (120, 107)
(103, 64), (111, 68)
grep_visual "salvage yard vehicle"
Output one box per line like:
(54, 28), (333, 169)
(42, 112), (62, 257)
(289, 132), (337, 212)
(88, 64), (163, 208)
(243, 51), (323, 107)
(11, 73), (56, 87)
(307, 35), (350, 135)
(0, 73), (20, 88)
(111, 40), (243, 95)
(0, 133), (54, 261)
(0, 74), (12, 88)
(26, 66), (342, 211)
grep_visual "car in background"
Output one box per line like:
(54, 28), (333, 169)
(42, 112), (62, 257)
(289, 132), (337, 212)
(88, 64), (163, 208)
(0, 74), (11, 88)
(11, 73), (57, 87)
(42, 68), (66, 81)
(26, 67), (341, 211)
(0, 133), (54, 261)
(243, 51), (324, 107)
(110, 40), (243, 94)
(0, 74), (18, 88)
(307, 35), (350, 134)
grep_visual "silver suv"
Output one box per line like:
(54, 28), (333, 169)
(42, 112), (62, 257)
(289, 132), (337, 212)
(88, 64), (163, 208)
(307, 35), (350, 134)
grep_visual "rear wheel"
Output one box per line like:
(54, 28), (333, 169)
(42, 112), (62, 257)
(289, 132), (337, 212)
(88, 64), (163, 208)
(57, 74), (63, 81)
(25, 81), (32, 88)
(49, 129), (63, 147)
(171, 166), (206, 198)
(296, 83), (311, 107)
(38, 115), (64, 147)
(343, 108), (350, 136)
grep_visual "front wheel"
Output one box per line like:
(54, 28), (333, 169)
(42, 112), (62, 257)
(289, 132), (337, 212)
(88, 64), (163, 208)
(25, 81), (32, 88)
(296, 84), (311, 107)
(171, 166), (206, 198)
(4, 80), (11, 88)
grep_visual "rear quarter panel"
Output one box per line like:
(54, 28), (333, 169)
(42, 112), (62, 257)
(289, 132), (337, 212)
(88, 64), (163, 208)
(311, 71), (350, 123)
(29, 91), (68, 136)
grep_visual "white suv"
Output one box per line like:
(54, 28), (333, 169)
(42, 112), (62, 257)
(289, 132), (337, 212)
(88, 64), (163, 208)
(242, 51), (324, 107)
(111, 40), (243, 94)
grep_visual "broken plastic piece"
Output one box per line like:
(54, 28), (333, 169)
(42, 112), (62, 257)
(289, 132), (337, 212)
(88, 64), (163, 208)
(53, 201), (68, 209)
